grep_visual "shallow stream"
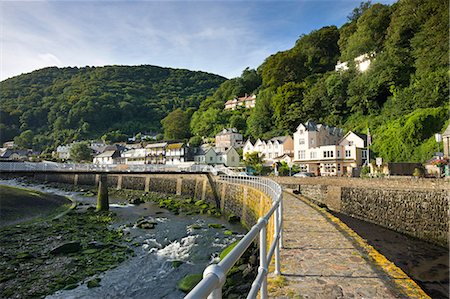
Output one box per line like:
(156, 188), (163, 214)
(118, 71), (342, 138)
(0, 179), (246, 299)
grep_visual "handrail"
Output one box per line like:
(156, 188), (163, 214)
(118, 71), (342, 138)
(186, 175), (283, 299)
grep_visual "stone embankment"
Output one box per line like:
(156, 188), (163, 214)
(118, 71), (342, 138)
(273, 177), (449, 247)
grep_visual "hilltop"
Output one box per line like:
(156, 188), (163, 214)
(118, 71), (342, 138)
(0, 65), (226, 150)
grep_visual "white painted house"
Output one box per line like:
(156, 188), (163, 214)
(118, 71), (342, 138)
(243, 136), (294, 164)
(215, 128), (243, 150)
(293, 121), (367, 176)
(195, 146), (240, 167)
(93, 150), (121, 164)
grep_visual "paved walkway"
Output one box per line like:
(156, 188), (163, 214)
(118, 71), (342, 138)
(268, 192), (429, 299)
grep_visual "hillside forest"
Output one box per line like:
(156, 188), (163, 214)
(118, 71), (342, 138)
(0, 0), (448, 163)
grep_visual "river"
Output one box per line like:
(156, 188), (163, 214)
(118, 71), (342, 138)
(0, 179), (246, 299)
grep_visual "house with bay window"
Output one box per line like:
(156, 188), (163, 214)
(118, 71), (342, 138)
(293, 121), (367, 176)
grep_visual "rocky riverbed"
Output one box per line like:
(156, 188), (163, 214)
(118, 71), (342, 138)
(0, 180), (257, 298)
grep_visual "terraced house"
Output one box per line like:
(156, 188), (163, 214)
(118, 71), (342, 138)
(243, 136), (294, 164)
(293, 121), (368, 176)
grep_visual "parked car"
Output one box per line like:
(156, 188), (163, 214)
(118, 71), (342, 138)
(293, 172), (315, 177)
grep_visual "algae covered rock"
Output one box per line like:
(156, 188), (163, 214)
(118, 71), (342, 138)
(87, 278), (101, 288)
(177, 274), (203, 293)
(50, 241), (82, 255)
(220, 241), (239, 260)
(171, 260), (183, 268)
(207, 223), (224, 229)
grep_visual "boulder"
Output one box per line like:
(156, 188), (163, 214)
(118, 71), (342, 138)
(50, 241), (82, 255)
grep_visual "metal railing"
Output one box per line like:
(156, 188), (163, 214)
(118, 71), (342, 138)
(0, 161), (218, 175)
(186, 175), (283, 299)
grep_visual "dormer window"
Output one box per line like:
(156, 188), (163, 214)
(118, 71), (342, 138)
(348, 141), (354, 146)
(299, 130), (304, 134)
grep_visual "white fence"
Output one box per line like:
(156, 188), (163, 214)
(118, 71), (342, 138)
(186, 175), (283, 299)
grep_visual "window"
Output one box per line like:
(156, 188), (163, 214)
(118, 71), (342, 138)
(310, 152), (317, 159)
(345, 150), (351, 158)
(219, 157), (222, 161)
(323, 151), (334, 158)
(337, 164), (341, 171)
(299, 150), (305, 159)
(268, 153), (272, 159)
(362, 150), (367, 159)
(209, 156), (213, 162)
(348, 141), (354, 146)
(311, 139), (315, 146)
(299, 138), (305, 145)
(231, 156), (235, 162)
(324, 163), (334, 172)
(299, 130), (304, 134)
(337, 150), (340, 158)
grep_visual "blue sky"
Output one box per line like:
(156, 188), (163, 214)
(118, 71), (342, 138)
(1, 0), (396, 81)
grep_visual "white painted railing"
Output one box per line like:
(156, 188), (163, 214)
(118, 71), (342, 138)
(0, 161), (217, 174)
(185, 175), (283, 299)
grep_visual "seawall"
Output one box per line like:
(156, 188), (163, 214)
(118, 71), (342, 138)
(274, 177), (449, 247)
(3, 172), (274, 234)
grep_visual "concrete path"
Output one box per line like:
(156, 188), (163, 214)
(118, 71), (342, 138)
(268, 192), (429, 299)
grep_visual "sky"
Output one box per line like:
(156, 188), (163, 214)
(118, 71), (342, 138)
(0, 0), (396, 81)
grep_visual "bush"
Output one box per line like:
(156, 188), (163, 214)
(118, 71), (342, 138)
(360, 166), (370, 178)
(413, 167), (425, 178)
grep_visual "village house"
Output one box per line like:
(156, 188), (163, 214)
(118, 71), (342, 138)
(93, 150), (121, 164)
(121, 148), (148, 164)
(194, 146), (240, 167)
(293, 121), (368, 176)
(0, 148), (39, 161)
(224, 94), (257, 110)
(145, 142), (167, 164)
(335, 52), (375, 73)
(165, 143), (192, 165)
(215, 128), (243, 150)
(243, 136), (294, 164)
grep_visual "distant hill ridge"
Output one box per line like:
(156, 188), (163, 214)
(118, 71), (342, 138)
(0, 65), (226, 149)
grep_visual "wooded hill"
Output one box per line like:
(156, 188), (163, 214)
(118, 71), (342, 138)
(0, 65), (225, 151)
(1, 0), (448, 163)
(189, 0), (449, 163)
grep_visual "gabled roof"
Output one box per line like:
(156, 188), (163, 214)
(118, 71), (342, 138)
(167, 143), (184, 150)
(296, 121), (343, 136)
(339, 131), (368, 147)
(95, 150), (119, 158)
(216, 128), (239, 136)
(270, 136), (290, 144)
(145, 142), (168, 148)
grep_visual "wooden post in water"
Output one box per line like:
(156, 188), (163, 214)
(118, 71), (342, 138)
(97, 174), (109, 211)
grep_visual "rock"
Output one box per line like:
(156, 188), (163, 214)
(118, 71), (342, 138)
(63, 283), (78, 290)
(50, 241), (82, 255)
(194, 200), (205, 206)
(136, 218), (158, 229)
(16, 252), (33, 259)
(190, 224), (202, 230)
(87, 278), (101, 288)
(87, 206), (95, 211)
(172, 260), (183, 268)
(220, 241), (239, 260)
(208, 223), (224, 229)
(177, 274), (203, 293)
(224, 230), (233, 236)
(130, 198), (142, 205)
(227, 214), (240, 223)
(87, 241), (108, 249)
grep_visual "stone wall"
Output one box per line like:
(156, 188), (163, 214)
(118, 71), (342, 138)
(16, 172), (274, 235)
(276, 176), (448, 247)
(340, 187), (448, 247)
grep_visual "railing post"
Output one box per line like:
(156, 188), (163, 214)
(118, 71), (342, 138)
(260, 221), (268, 299)
(274, 202), (281, 275)
(279, 194), (284, 249)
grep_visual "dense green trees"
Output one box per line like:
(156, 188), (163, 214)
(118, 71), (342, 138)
(161, 109), (192, 140)
(70, 142), (92, 163)
(0, 65), (225, 150)
(192, 0), (448, 163)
